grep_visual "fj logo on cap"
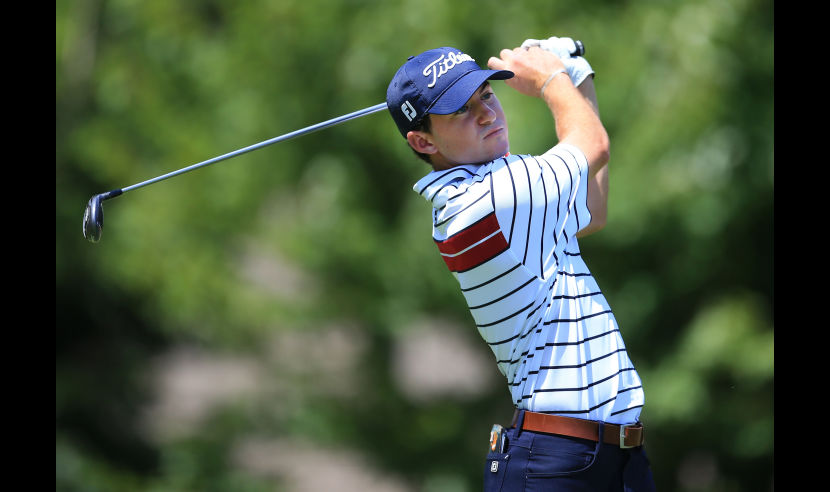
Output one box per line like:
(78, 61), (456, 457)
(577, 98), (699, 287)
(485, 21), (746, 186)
(401, 100), (417, 122)
(422, 51), (475, 88)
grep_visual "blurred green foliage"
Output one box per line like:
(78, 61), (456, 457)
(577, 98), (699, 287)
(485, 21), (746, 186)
(57, 0), (773, 490)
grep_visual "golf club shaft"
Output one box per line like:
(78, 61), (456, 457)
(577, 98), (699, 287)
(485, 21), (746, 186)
(112, 102), (387, 197)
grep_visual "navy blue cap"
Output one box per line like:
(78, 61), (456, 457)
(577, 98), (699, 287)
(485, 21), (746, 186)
(386, 47), (513, 137)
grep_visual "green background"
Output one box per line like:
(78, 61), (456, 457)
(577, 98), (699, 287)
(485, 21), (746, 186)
(56, 0), (773, 490)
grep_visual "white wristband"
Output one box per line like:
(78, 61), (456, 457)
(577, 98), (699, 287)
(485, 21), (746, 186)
(540, 68), (567, 98)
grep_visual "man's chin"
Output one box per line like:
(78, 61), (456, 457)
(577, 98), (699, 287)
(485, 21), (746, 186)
(488, 143), (510, 162)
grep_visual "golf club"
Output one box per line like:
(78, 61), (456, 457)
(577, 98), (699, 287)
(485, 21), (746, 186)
(82, 102), (388, 242)
(83, 39), (586, 243)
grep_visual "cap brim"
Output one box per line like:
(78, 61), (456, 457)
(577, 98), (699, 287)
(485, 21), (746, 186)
(427, 69), (514, 115)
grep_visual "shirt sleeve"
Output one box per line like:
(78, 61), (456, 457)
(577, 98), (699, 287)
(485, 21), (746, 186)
(490, 144), (591, 279)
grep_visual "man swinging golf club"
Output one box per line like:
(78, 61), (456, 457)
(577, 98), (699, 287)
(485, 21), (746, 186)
(386, 36), (656, 491)
(80, 31), (656, 491)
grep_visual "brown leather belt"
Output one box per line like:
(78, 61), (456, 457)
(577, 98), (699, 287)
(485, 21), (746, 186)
(512, 410), (644, 449)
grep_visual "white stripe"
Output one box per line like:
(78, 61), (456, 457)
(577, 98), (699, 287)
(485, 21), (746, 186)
(439, 229), (501, 258)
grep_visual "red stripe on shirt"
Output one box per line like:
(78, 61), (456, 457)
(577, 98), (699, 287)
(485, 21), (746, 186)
(441, 232), (508, 272)
(435, 213), (501, 255)
(435, 213), (508, 272)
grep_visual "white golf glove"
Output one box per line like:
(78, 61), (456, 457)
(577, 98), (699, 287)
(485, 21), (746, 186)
(521, 36), (594, 87)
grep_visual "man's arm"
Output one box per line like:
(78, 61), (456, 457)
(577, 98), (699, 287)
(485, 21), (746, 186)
(577, 163), (608, 237)
(488, 47), (610, 234)
(574, 77), (608, 237)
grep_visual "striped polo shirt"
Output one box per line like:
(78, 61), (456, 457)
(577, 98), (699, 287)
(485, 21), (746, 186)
(414, 143), (644, 425)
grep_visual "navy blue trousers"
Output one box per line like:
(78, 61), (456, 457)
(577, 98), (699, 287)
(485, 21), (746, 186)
(483, 412), (656, 491)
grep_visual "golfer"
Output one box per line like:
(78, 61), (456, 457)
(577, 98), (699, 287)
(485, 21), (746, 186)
(386, 38), (656, 491)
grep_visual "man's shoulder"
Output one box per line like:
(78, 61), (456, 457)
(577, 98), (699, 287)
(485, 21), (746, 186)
(493, 146), (590, 180)
(541, 143), (590, 170)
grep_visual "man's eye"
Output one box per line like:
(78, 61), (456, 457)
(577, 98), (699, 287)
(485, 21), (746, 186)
(455, 105), (468, 115)
(482, 92), (494, 100)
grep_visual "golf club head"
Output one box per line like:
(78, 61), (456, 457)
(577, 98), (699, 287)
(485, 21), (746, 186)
(83, 194), (105, 242)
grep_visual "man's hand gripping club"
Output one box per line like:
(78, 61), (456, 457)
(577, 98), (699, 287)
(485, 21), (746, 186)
(521, 36), (594, 87)
(487, 47), (609, 177)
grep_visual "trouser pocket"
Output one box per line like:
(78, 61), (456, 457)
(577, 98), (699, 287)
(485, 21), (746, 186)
(524, 441), (598, 477)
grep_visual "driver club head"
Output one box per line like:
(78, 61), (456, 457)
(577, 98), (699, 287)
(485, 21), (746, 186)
(83, 194), (105, 243)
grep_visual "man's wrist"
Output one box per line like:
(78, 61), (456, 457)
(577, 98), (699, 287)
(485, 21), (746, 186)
(539, 68), (568, 98)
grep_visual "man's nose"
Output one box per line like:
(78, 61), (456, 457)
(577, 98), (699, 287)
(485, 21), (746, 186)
(476, 102), (496, 125)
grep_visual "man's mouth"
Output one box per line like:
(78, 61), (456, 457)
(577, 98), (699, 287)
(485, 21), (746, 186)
(484, 127), (504, 139)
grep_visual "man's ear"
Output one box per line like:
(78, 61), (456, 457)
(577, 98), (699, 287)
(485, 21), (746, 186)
(406, 130), (437, 155)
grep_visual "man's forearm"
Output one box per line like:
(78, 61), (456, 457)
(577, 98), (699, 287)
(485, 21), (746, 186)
(541, 71), (609, 179)
(574, 77), (609, 237)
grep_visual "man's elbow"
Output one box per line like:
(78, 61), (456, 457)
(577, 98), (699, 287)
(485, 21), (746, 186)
(579, 130), (610, 175)
(576, 215), (606, 238)
(581, 194), (608, 237)
(593, 131), (610, 169)
(590, 213), (607, 232)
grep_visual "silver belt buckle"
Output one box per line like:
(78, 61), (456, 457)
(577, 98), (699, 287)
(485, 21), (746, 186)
(619, 424), (636, 449)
